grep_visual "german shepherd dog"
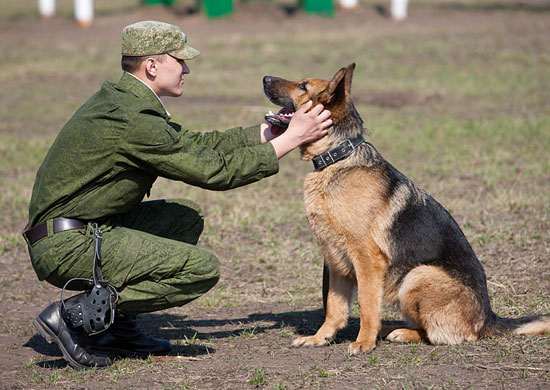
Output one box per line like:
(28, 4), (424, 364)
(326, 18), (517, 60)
(263, 63), (550, 355)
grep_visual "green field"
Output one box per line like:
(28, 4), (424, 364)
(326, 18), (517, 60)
(1, 1), (549, 389)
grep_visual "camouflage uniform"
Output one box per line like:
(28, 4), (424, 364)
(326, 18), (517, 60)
(26, 23), (279, 314)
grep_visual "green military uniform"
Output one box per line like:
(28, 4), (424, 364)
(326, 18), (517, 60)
(26, 71), (279, 314)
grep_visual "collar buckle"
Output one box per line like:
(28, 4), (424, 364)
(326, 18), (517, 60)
(312, 134), (365, 171)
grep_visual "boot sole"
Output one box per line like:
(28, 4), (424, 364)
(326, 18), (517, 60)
(33, 317), (96, 370)
(90, 344), (171, 359)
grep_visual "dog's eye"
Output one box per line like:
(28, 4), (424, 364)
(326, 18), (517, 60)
(298, 82), (308, 92)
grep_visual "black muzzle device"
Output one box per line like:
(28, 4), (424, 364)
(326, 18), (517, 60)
(60, 224), (118, 335)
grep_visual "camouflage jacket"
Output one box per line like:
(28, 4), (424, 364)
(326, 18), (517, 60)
(28, 72), (278, 227)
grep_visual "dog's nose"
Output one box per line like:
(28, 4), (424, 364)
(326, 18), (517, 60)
(263, 76), (272, 86)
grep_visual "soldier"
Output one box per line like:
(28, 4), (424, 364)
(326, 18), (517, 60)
(23, 21), (332, 369)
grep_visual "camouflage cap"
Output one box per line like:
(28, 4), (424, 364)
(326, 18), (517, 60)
(121, 21), (200, 60)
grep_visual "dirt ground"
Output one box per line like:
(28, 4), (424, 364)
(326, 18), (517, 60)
(1, 1), (549, 389)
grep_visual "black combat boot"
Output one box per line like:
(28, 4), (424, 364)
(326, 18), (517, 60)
(33, 302), (113, 370)
(88, 311), (172, 358)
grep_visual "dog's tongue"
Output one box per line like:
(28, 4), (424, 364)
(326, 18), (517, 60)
(264, 107), (295, 130)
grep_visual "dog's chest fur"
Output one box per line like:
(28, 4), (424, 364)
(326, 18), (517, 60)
(303, 164), (389, 278)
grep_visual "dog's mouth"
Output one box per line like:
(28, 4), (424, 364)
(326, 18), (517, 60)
(264, 107), (295, 130)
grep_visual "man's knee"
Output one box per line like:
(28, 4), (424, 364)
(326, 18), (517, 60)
(198, 251), (220, 287)
(170, 198), (203, 217)
(163, 199), (203, 224)
(170, 250), (219, 303)
(130, 199), (204, 244)
(167, 199), (204, 244)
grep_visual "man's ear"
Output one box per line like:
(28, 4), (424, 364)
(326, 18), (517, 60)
(143, 57), (158, 77)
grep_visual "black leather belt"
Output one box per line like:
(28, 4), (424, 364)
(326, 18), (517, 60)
(23, 218), (87, 246)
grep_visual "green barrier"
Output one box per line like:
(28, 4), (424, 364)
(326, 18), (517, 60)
(203, 0), (234, 18)
(142, 0), (176, 5)
(300, 0), (334, 17)
(141, 0), (333, 19)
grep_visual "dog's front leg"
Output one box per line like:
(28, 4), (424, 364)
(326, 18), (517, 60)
(347, 253), (387, 355)
(292, 268), (354, 347)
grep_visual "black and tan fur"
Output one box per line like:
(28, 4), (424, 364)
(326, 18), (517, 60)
(263, 63), (550, 355)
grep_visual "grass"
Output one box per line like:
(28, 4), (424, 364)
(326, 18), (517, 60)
(249, 365), (266, 386)
(1, 1), (549, 389)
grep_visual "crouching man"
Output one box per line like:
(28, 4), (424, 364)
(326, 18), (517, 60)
(23, 21), (331, 369)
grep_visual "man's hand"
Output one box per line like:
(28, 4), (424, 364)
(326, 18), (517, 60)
(265, 101), (332, 159)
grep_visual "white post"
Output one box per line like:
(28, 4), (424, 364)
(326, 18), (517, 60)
(340, 0), (359, 9)
(74, 0), (94, 28)
(38, 0), (56, 18)
(391, 0), (408, 21)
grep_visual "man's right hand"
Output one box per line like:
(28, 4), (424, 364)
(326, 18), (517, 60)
(269, 101), (332, 159)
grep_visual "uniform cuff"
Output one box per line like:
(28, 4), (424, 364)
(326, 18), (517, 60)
(257, 141), (279, 177)
(242, 124), (263, 146)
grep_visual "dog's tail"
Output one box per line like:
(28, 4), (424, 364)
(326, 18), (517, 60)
(483, 314), (550, 337)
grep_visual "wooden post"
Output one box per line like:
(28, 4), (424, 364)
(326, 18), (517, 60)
(38, 0), (56, 19)
(74, 0), (94, 28)
(339, 0), (359, 9)
(391, 0), (408, 20)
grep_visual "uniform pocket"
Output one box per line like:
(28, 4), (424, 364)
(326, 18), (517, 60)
(28, 237), (58, 281)
(53, 228), (92, 282)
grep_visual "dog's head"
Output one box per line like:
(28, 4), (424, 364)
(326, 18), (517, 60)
(263, 63), (359, 160)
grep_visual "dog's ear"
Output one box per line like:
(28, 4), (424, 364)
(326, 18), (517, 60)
(327, 63), (356, 103)
(327, 67), (346, 97)
(344, 63), (356, 94)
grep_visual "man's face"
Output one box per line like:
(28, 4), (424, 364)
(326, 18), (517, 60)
(154, 55), (190, 97)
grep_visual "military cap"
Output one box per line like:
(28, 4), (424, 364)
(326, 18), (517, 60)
(121, 21), (200, 60)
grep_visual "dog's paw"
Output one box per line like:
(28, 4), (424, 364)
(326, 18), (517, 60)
(347, 341), (375, 356)
(386, 328), (422, 344)
(292, 335), (329, 347)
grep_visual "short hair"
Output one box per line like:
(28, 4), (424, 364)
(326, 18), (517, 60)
(121, 54), (165, 73)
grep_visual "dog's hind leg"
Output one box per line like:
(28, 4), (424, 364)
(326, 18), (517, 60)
(395, 265), (484, 345)
(380, 321), (428, 343)
(385, 328), (427, 343)
(292, 269), (354, 347)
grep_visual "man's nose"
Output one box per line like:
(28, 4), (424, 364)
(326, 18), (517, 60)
(182, 62), (190, 74)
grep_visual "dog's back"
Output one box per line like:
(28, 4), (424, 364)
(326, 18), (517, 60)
(380, 162), (492, 306)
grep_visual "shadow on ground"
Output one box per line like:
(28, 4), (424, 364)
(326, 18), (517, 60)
(24, 307), (381, 362)
(136, 309), (407, 349)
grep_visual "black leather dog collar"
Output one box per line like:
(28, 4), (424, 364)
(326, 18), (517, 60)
(312, 134), (365, 171)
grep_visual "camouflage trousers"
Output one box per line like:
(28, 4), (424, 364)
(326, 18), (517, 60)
(26, 199), (220, 314)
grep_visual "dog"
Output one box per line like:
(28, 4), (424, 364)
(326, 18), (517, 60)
(263, 63), (550, 355)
